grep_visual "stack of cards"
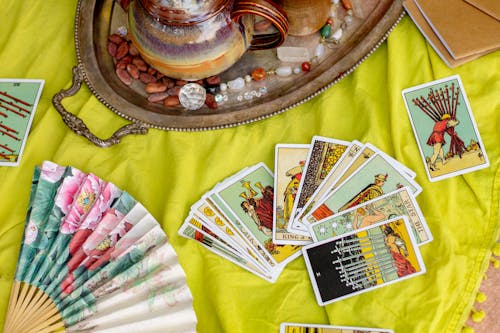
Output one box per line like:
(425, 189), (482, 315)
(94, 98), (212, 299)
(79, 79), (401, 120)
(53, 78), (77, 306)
(280, 322), (394, 333)
(179, 163), (303, 283)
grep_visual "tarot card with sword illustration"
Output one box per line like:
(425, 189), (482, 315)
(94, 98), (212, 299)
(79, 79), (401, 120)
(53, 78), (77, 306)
(303, 216), (426, 305)
(402, 74), (489, 182)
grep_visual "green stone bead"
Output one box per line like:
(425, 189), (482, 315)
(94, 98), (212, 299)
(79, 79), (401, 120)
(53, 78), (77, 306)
(320, 24), (332, 38)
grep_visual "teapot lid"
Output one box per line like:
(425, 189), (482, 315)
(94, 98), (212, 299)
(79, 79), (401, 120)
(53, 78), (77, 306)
(138, 0), (231, 25)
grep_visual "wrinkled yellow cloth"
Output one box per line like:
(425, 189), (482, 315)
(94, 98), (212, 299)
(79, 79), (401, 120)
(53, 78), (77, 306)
(0, 1), (499, 332)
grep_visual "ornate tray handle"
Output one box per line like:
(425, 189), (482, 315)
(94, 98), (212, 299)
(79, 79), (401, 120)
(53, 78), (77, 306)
(52, 66), (149, 148)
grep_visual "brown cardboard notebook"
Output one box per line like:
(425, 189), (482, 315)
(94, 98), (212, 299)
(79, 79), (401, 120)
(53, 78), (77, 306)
(403, 0), (491, 68)
(464, 0), (500, 20)
(414, 0), (500, 59)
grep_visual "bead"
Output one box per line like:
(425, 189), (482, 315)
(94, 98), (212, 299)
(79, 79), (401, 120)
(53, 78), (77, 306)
(244, 74), (252, 83)
(344, 15), (353, 25)
(259, 87), (268, 95)
(347, 9), (353, 16)
(332, 0), (340, 4)
(251, 67), (267, 81)
(315, 43), (325, 58)
(276, 66), (293, 77)
(215, 94), (224, 103)
(331, 28), (343, 42)
(236, 95), (244, 102)
(320, 24), (332, 39)
(301, 61), (311, 72)
(326, 17), (334, 25)
(243, 91), (253, 100)
(219, 83), (228, 92)
(293, 67), (301, 74)
(227, 77), (245, 90)
(178, 83), (206, 110)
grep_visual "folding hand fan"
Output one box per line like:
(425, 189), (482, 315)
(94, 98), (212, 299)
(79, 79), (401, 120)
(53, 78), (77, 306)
(3, 161), (197, 333)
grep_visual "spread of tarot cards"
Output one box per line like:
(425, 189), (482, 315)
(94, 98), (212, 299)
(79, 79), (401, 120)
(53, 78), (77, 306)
(180, 136), (432, 297)
(402, 74), (489, 182)
(0, 78), (44, 166)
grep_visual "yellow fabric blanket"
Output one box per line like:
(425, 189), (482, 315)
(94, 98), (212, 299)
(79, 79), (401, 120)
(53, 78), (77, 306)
(0, 1), (498, 332)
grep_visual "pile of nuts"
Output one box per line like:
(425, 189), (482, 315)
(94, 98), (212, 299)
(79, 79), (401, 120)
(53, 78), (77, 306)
(107, 33), (219, 109)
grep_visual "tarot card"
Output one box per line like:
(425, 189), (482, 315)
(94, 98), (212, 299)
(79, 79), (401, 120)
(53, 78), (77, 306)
(402, 74), (489, 182)
(0, 79), (44, 166)
(303, 216), (426, 305)
(280, 322), (394, 333)
(291, 140), (364, 232)
(303, 153), (422, 224)
(179, 217), (276, 282)
(212, 163), (303, 268)
(308, 187), (432, 245)
(320, 143), (416, 201)
(209, 192), (278, 271)
(191, 196), (271, 272)
(289, 136), (351, 224)
(273, 144), (312, 245)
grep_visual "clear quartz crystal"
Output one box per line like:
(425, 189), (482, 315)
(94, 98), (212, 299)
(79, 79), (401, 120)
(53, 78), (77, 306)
(178, 83), (206, 110)
(228, 77), (245, 90)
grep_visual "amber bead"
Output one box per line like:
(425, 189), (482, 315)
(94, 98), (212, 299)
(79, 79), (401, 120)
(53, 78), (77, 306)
(251, 67), (267, 81)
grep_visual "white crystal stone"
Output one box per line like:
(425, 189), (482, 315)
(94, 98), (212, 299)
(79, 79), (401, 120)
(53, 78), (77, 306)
(220, 83), (228, 91)
(277, 46), (310, 63)
(178, 83), (206, 110)
(314, 43), (325, 58)
(227, 77), (245, 90)
(331, 28), (343, 42)
(244, 75), (252, 83)
(293, 66), (301, 74)
(275, 66), (293, 77)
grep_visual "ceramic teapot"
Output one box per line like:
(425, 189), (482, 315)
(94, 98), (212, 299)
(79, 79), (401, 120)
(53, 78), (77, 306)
(128, 0), (289, 80)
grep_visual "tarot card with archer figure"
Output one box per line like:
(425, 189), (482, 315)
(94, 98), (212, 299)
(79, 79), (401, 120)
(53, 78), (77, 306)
(402, 74), (489, 182)
(288, 136), (351, 235)
(273, 144), (312, 245)
(303, 216), (426, 305)
(212, 162), (303, 268)
(280, 322), (394, 333)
